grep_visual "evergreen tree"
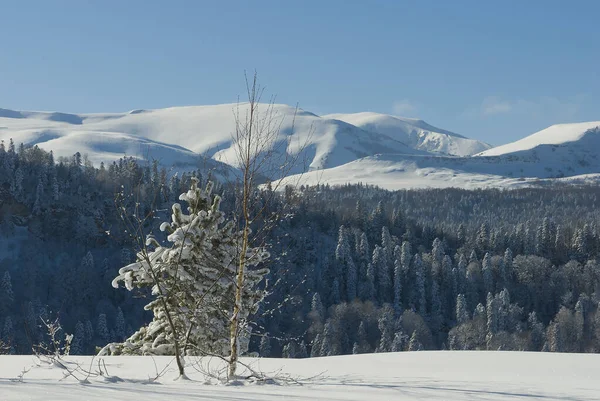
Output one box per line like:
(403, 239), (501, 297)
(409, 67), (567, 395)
(486, 293), (498, 349)
(456, 294), (470, 324)
(393, 245), (403, 313)
(482, 253), (494, 295)
(97, 314), (110, 344)
(355, 321), (370, 354)
(71, 321), (86, 355)
(408, 330), (422, 351)
(2, 316), (14, 346)
(102, 178), (269, 360)
(377, 304), (395, 352)
(391, 331), (407, 352)
(259, 336), (271, 357)
(414, 254), (426, 316)
(114, 307), (126, 341)
(0, 271), (14, 315)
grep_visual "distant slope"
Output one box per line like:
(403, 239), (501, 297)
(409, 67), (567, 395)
(325, 112), (491, 156)
(278, 127), (600, 190)
(477, 121), (600, 156)
(2, 105), (599, 191)
(0, 104), (425, 174)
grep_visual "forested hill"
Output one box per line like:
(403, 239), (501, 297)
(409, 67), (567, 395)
(1, 141), (600, 356)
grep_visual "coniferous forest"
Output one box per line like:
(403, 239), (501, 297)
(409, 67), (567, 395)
(2, 140), (600, 357)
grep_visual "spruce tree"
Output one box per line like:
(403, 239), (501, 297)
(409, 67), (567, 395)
(101, 178), (269, 368)
(114, 307), (126, 341)
(393, 245), (403, 313)
(259, 336), (271, 357)
(456, 294), (470, 324)
(0, 271), (14, 315)
(408, 330), (422, 351)
(71, 321), (86, 355)
(414, 254), (426, 316)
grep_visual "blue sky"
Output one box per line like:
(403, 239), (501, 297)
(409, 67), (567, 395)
(0, 0), (598, 145)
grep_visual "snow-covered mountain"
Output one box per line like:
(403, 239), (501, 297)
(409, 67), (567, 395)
(477, 121), (600, 156)
(1, 105), (599, 190)
(278, 124), (600, 190)
(0, 104), (424, 174)
(324, 112), (491, 156)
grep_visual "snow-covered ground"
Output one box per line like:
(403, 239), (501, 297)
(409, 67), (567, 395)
(0, 352), (598, 400)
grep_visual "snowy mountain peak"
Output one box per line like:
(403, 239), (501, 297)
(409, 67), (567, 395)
(477, 121), (600, 157)
(324, 112), (491, 156)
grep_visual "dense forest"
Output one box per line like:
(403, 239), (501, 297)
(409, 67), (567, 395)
(1, 140), (600, 357)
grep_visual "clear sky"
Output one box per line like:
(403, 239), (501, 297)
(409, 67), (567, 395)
(1, 0), (598, 145)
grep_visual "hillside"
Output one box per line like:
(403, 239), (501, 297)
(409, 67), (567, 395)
(1, 352), (598, 400)
(2, 105), (600, 190)
(477, 121), (600, 157)
(325, 112), (491, 156)
(279, 125), (600, 190)
(0, 104), (424, 174)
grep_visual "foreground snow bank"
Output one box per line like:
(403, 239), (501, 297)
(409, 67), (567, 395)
(0, 351), (598, 400)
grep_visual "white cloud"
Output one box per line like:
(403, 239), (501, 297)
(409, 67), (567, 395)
(463, 95), (585, 121)
(481, 96), (512, 116)
(392, 99), (417, 116)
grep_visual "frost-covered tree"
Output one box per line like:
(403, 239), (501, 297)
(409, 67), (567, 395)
(70, 321), (86, 355)
(0, 271), (14, 315)
(408, 330), (422, 351)
(259, 336), (271, 357)
(97, 314), (110, 344)
(114, 307), (126, 341)
(100, 179), (268, 378)
(413, 254), (426, 316)
(482, 253), (494, 295)
(393, 245), (403, 313)
(456, 294), (470, 324)
(377, 304), (395, 352)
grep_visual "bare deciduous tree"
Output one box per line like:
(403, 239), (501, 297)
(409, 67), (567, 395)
(228, 71), (312, 379)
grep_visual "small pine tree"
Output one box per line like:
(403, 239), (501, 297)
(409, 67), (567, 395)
(408, 330), (422, 351)
(102, 178), (269, 366)
(414, 254), (426, 316)
(391, 331), (407, 352)
(0, 271), (14, 315)
(393, 245), (403, 313)
(259, 336), (271, 357)
(97, 314), (110, 344)
(456, 294), (470, 324)
(70, 321), (86, 355)
(114, 307), (126, 341)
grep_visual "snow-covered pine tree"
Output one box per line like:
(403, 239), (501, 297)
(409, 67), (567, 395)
(413, 254), (426, 316)
(408, 330), (422, 351)
(259, 335), (271, 357)
(114, 307), (126, 341)
(100, 178), (269, 377)
(0, 271), (14, 315)
(377, 304), (395, 352)
(482, 253), (494, 295)
(97, 313), (110, 344)
(456, 294), (470, 324)
(393, 245), (403, 313)
(70, 321), (86, 355)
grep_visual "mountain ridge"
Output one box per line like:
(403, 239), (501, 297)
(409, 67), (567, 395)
(1, 104), (599, 190)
